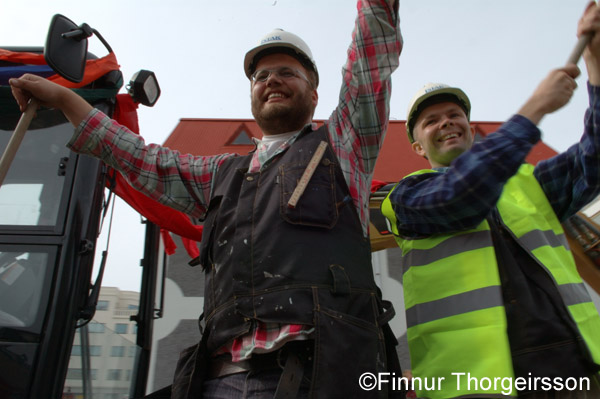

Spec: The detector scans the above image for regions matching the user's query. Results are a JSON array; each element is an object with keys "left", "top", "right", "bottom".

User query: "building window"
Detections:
[
  {"left": 128, "top": 346, "right": 138, "bottom": 357},
  {"left": 66, "top": 368, "right": 82, "bottom": 380},
  {"left": 111, "top": 346, "right": 125, "bottom": 357},
  {"left": 66, "top": 368, "right": 98, "bottom": 380},
  {"left": 107, "top": 369, "right": 122, "bottom": 381},
  {"left": 127, "top": 304, "right": 139, "bottom": 310},
  {"left": 70, "top": 344, "right": 101, "bottom": 355},
  {"left": 96, "top": 300, "right": 109, "bottom": 311},
  {"left": 71, "top": 345, "right": 81, "bottom": 356},
  {"left": 87, "top": 322, "right": 105, "bottom": 333},
  {"left": 114, "top": 323, "right": 128, "bottom": 334},
  {"left": 89, "top": 345, "right": 102, "bottom": 356}
]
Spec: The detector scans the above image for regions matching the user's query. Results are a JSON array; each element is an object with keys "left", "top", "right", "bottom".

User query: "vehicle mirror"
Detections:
[{"left": 44, "top": 14, "right": 90, "bottom": 83}]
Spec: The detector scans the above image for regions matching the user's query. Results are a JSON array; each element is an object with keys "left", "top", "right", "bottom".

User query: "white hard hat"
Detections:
[
  {"left": 244, "top": 28, "right": 319, "bottom": 87},
  {"left": 406, "top": 83, "right": 471, "bottom": 143}
]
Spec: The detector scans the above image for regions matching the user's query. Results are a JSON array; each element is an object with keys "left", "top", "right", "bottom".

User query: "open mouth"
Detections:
[
  {"left": 438, "top": 132, "right": 460, "bottom": 142},
  {"left": 267, "top": 92, "right": 287, "bottom": 101}
]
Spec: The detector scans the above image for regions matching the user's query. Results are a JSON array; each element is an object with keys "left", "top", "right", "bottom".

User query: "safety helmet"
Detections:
[
  {"left": 244, "top": 28, "right": 319, "bottom": 87},
  {"left": 406, "top": 83, "right": 471, "bottom": 143}
]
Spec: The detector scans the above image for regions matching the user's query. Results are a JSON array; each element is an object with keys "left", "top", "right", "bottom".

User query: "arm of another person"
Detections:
[
  {"left": 534, "top": 1, "right": 600, "bottom": 221},
  {"left": 9, "top": 74, "right": 232, "bottom": 220},
  {"left": 389, "top": 66, "right": 579, "bottom": 238}
]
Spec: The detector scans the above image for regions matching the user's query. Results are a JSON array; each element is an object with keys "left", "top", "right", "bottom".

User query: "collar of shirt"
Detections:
[{"left": 248, "top": 123, "right": 315, "bottom": 173}]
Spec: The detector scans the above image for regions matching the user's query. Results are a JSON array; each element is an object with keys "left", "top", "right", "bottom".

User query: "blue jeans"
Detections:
[{"left": 202, "top": 368, "right": 310, "bottom": 399}]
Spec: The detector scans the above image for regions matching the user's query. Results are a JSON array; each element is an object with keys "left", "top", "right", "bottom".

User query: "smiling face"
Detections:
[
  {"left": 250, "top": 53, "right": 318, "bottom": 136},
  {"left": 411, "top": 101, "right": 475, "bottom": 168}
]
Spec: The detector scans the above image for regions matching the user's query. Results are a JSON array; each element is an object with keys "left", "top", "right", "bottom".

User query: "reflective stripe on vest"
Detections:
[
  {"left": 405, "top": 285, "right": 503, "bottom": 328},
  {"left": 519, "top": 229, "right": 569, "bottom": 252},
  {"left": 399, "top": 230, "right": 491, "bottom": 270},
  {"left": 399, "top": 228, "right": 570, "bottom": 271},
  {"left": 405, "top": 281, "right": 592, "bottom": 329}
]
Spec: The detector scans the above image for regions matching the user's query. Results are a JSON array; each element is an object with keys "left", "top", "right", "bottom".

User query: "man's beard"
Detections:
[{"left": 251, "top": 89, "right": 314, "bottom": 135}]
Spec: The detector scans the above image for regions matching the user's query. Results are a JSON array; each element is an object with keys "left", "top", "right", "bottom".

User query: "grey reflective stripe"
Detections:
[
  {"left": 400, "top": 230, "right": 491, "bottom": 271},
  {"left": 406, "top": 285, "right": 503, "bottom": 328},
  {"left": 519, "top": 229, "right": 569, "bottom": 252},
  {"left": 559, "top": 282, "right": 593, "bottom": 307}
]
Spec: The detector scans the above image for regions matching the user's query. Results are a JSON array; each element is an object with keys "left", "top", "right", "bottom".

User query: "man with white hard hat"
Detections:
[
  {"left": 10, "top": 1, "right": 403, "bottom": 398},
  {"left": 381, "top": 2, "right": 600, "bottom": 398}
]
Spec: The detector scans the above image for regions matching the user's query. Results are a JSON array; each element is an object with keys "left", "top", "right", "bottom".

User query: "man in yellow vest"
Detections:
[{"left": 381, "top": 3, "right": 600, "bottom": 398}]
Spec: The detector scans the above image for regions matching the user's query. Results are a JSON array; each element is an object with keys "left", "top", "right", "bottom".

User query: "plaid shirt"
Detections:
[
  {"left": 69, "top": 0, "right": 402, "bottom": 362},
  {"left": 388, "top": 83, "right": 600, "bottom": 239}
]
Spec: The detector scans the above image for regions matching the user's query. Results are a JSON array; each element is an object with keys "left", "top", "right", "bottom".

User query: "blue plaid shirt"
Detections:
[{"left": 389, "top": 83, "right": 600, "bottom": 239}]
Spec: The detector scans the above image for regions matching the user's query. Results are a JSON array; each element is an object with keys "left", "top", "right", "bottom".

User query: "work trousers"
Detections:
[{"left": 202, "top": 368, "right": 310, "bottom": 399}]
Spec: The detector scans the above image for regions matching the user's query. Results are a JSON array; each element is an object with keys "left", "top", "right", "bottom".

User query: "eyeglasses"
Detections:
[{"left": 251, "top": 67, "right": 312, "bottom": 86}]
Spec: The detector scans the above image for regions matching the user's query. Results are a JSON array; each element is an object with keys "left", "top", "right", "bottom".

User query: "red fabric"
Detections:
[
  {"left": 111, "top": 94, "right": 202, "bottom": 259},
  {"left": 181, "top": 236, "right": 201, "bottom": 259},
  {"left": 113, "top": 93, "right": 140, "bottom": 133},
  {"left": 160, "top": 230, "right": 178, "bottom": 256},
  {"left": 371, "top": 179, "right": 389, "bottom": 192}
]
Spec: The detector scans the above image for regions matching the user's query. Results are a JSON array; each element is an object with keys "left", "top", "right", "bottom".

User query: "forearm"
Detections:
[
  {"left": 53, "top": 85, "right": 94, "bottom": 127},
  {"left": 584, "top": 54, "right": 600, "bottom": 85},
  {"left": 68, "top": 109, "right": 231, "bottom": 219},
  {"left": 581, "top": 2, "right": 600, "bottom": 86},
  {"left": 391, "top": 115, "right": 541, "bottom": 237},
  {"left": 534, "top": 83, "right": 600, "bottom": 221}
]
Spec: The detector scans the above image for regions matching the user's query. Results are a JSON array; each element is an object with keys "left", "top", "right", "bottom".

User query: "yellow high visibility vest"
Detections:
[{"left": 381, "top": 164, "right": 600, "bottom": 399}]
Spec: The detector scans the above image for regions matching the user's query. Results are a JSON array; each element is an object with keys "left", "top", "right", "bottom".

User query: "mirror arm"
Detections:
[
  {"left": 61, "top": 23, "right": 93, "bottom": 41},
  {"left": 91, "top": 28, "right": 114, "bottom": 54},
  {"left": 61, "top": 23, "right": 114, "bottom": 54}
]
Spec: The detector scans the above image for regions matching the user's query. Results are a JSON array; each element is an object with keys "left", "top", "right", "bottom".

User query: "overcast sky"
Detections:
[{"left": 1, "top": 0, "right": 594, "bottom": 291}]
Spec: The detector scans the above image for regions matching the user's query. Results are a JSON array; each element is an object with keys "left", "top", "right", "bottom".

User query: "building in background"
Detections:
[{"left": 64, "top": 287, "right": 140, "bottom": 399}]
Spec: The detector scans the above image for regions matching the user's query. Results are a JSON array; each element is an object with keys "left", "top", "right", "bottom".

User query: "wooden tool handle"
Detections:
[
  {"left": 567, "top": 33, "right": 592, "bottom": 65},
  {"left": 0, "top": 99, "right": 39, "bottom": 186}
]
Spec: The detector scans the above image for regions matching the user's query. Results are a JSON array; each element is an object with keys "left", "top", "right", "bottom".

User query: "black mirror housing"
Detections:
[{"left": 44, "top": 14, "right": 88, "bottom": 83}]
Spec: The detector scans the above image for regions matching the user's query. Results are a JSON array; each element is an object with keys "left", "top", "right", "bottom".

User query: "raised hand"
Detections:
[{"left": 9, "top": 74, "right": 92, "bottom": 127}]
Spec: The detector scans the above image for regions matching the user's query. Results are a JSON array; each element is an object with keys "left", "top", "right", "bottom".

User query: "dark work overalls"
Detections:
[{"left": 170, "top": 125, "right": 403, "bottom": 399}]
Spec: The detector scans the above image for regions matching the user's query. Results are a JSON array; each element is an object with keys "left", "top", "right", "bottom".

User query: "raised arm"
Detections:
[
  {"left": 327, "top": 0, "right": 402, "bottom": 175},
  {"left": 534, "top": 1, "right": 600, "bottom": 221},
  {"left": 322, "top": 0, "right": 402, "bottom": 235},
  {"left": 9, "top": 74, "right": 232, "bottom": 220}
]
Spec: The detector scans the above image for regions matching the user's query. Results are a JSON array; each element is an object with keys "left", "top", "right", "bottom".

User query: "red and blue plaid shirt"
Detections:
[{"left": 69, "top": 0, "right": 402, "bottom": 362}]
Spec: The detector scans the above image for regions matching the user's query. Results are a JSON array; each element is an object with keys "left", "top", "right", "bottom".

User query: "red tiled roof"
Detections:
[{"left": 164, "top": 119, "right": 559, "bottom": 183}]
